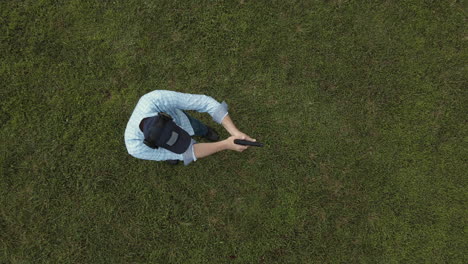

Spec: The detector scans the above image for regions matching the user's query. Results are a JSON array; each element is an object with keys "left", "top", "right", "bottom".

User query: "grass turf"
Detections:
[{"left": 1, "top": 0, "right": 466, "bottom": 263}]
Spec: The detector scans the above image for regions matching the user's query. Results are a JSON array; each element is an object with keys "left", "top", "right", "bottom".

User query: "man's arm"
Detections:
[
  {"left": 221, "top": 114, "right": 256, "bottom": 142},
  {"left": 221, "top": 114, "right": 241, "bottom": 136},
  {"left": 193, "top": 141, "right": 228, "bottom": 159},
  {"left": 125, "top": 138, "right": 184, "bottom": 161},
  {"left": 193, "top": 136, "right": 249, "bottom": 159},
  {"left": 142, "top": 90, "right": 228, "bottom": 124}
]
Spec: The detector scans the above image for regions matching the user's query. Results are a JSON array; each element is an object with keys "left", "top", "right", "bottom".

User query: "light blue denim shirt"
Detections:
[{"left": 124, "top": 90, "right": 228, "bottom": 165}]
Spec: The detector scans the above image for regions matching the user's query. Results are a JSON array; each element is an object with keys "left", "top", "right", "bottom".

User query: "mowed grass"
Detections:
[{"left": 1, "top": 0, "right": 466, "bottom": 263}]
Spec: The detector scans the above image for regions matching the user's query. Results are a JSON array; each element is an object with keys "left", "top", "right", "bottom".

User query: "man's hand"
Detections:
[
  {"left": 221, "top": 114, "right": 256, "bottom": 147},
  {"left": 225, "top": 135, "right": 251, "bottom": 152},
  {"left": 231, "top": 132, "right": 256, "bottom": 143}
]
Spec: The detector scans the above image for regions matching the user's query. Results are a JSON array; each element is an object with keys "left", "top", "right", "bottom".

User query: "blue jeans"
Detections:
[{"left": 183, "top": 111, "right": 208, "bottom": 137}]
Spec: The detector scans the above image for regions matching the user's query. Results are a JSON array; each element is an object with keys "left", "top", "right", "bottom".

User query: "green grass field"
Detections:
[{"left": 1, "top": 0, "right": 466, "bottom": 263}]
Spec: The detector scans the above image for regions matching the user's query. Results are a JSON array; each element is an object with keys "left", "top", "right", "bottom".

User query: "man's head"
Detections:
[{"left": 142, "top": 113, "right": 191, "bottom": 154}]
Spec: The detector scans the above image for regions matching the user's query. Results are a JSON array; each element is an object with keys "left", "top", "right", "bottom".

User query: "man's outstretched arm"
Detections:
[
  {"left": 221, "top": 114, "right": 241, "bottom": 136},
  {"left": 221, "top": 114, "right": 256, "bottom": 142},
  {"left": 142, "top": 90, "right": 229, "bottom": 124},
  {"left": 193, "top": 136, "right": 249, "bottom": 159}
]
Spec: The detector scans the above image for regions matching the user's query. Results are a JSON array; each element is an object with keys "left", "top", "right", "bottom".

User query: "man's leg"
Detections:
[
  {"left": 183, "top": 111, "right": 219, "bottom": 141},
  {"left": 183, "top": 111, "right": 208, "bottom": 136}
]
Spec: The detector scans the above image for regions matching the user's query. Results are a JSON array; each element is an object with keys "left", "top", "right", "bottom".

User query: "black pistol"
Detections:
[{"left": 234, "top": 139, "right": 264, "bottom": 147}]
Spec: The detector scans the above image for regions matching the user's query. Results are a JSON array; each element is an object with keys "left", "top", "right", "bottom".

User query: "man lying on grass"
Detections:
[{"left": 124, "top": 90, "right": 256, "bottom": 165}]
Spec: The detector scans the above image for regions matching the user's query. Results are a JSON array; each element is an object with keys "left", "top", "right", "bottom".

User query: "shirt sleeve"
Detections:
[
  {"left": 142, "top": 90, "right": 229, "bottom": 124},
  {"left": 183, "top": 139, "right": 197, "bottom": 166}
]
